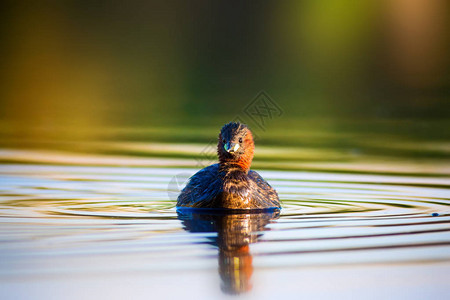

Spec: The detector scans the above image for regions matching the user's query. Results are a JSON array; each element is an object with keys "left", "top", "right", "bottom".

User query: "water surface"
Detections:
[{"left": 0, "top": 154, "right": 449, "bottom": 299}]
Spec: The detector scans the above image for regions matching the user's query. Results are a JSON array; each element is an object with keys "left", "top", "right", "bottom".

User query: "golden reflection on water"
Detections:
[{"left": 178, "top": 210, "right": 279, "bottom": 295}]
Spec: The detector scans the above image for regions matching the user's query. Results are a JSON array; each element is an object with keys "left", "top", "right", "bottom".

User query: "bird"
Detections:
[{"left": 177, "top": 122, "right": 280, "bottom": 210}]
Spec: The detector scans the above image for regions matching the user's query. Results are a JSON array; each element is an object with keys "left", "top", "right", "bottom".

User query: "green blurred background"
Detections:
[{"left": 0, "top": 1, "right": 449, "bottom": 169}]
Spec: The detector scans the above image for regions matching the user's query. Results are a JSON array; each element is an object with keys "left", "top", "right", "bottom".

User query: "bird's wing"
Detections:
[
  {"left": 248, "top": 170, "right": 281, "bottom": 208},
  {"left": 177, "top": 164, "right": 221, "bottom": 207}
]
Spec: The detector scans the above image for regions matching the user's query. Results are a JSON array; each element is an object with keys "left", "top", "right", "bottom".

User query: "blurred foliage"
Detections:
[{"left": 0, "top": 1, "right": 449, "bottom": 142}]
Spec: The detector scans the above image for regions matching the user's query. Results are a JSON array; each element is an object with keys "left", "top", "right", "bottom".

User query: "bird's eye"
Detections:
[
  {"left": 222, "top": 139, "right": 226, "bottom": 144},
  {"left": 239, "top": 137, "right": 243, "bottom": 143}
]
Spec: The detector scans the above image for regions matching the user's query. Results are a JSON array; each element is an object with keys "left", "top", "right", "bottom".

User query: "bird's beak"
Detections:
[{"left": 224, "top": 142, "right": 240, "bottom": 153}]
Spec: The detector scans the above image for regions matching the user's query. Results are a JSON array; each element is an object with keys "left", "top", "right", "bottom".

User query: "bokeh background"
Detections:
[{"left": 1, "top": 0, "right": 449, "bottom": 169}]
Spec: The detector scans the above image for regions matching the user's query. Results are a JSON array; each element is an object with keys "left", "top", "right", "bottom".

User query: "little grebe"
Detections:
[{"left": 177, "top": 122, "right": 280, "bottom": 209}]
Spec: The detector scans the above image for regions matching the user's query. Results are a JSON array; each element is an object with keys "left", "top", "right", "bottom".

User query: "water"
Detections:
[{"left": 0, "top": 151, "right": 449, "bottom": 299}]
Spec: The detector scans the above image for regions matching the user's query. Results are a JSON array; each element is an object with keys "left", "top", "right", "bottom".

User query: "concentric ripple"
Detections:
[{"left": 0, "top": 164, "right": 449, "bottom": 297}]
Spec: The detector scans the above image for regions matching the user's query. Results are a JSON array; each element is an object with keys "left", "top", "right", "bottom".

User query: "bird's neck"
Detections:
[{"left": 219, "top": 161, "right": 250, "bottom": 174}]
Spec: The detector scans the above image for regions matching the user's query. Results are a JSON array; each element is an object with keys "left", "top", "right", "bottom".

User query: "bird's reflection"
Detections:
[{"left": 177, "top": 209, "right": 280, "bottom": 295}]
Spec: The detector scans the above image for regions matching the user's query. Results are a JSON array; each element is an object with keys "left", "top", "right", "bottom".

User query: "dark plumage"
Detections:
[{"left": 177, "top": 122, "right": 280, "bottom": 209}]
